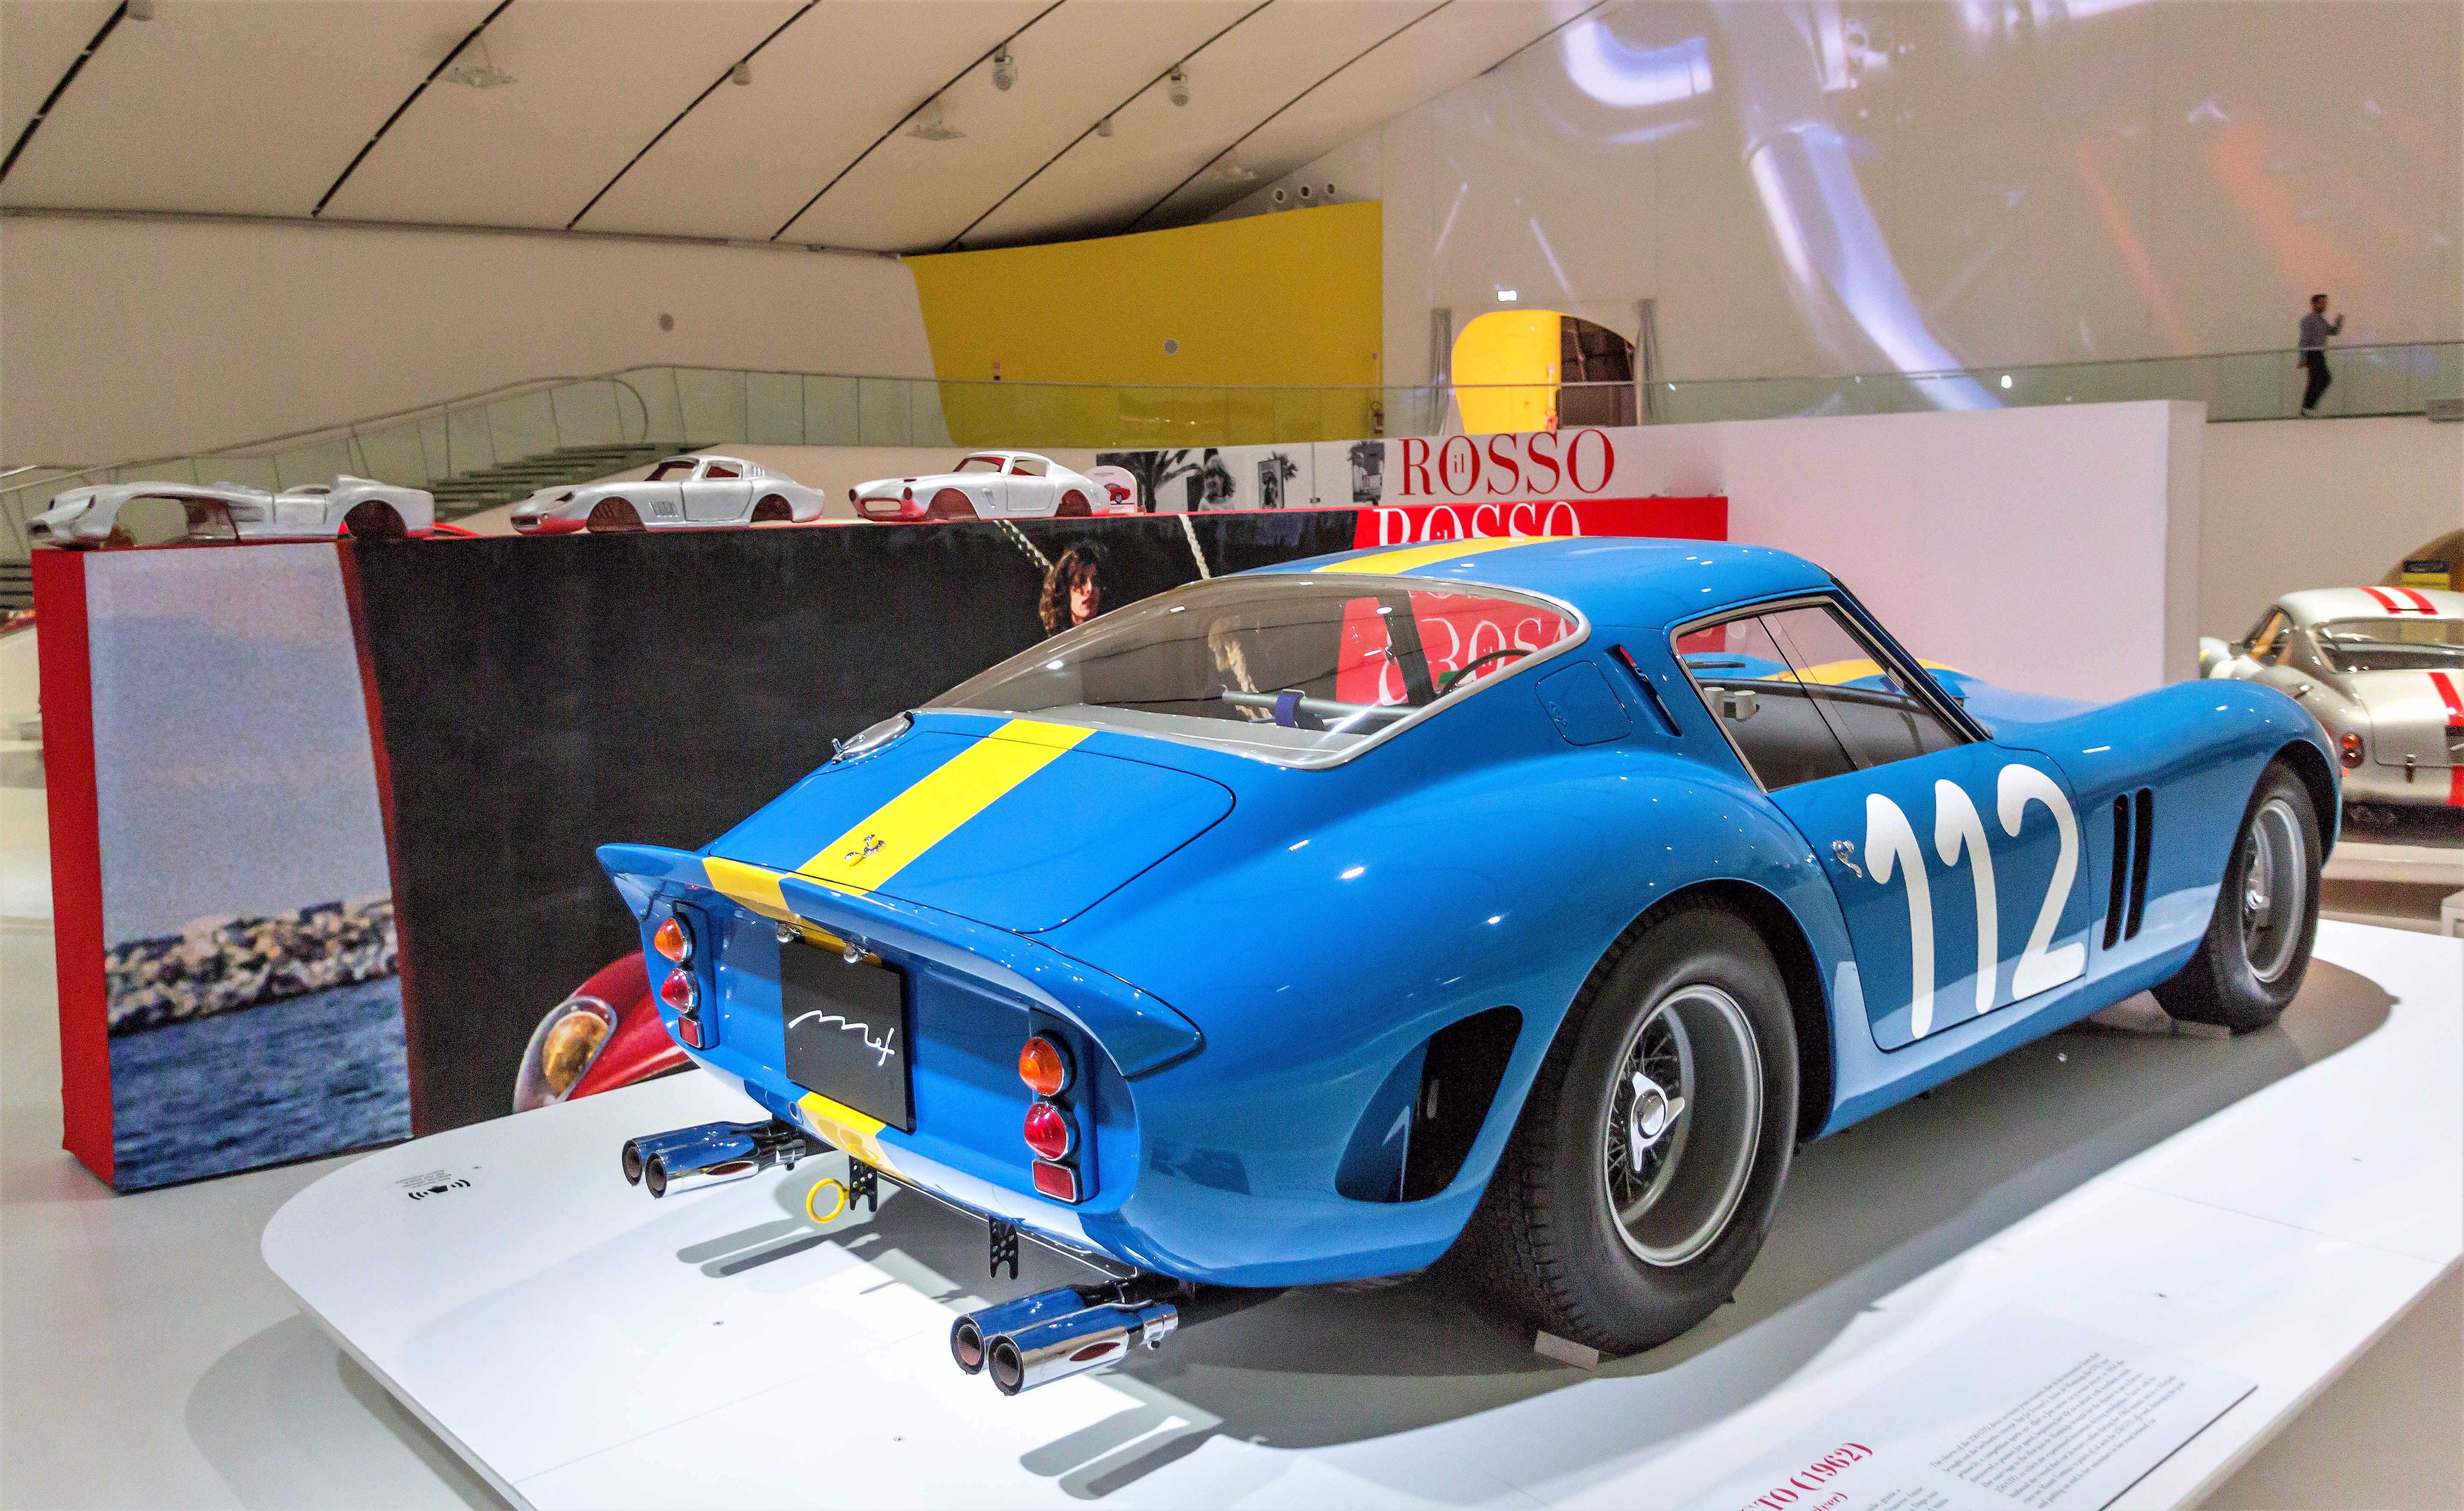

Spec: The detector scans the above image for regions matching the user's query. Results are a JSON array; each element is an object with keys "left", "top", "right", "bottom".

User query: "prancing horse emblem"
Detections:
[{"left": 844, "top": 834, "right": 886, "bottom": 865}]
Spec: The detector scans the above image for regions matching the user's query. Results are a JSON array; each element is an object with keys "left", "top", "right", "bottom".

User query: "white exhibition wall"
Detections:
[
  {"left": 1598, "top": 400, "right": 2202, "bottom": 703},
  {"left": 1220, "top": 1, "right": 2464, "bottom": 391},
  {"left": 0, "top": 216, "right": 936, "bottom": 466},
  {"left": 2200, "top": 415, "right": 2464, "bottom": 640}
]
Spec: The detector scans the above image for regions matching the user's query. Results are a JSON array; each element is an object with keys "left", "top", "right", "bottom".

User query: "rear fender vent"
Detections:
[
  {"left": 1334, "top": 1007, "right": 1522, "bottom": 1203},
  {"left": 2103, "top": 789, "right": 2156, "bottom": 948}
]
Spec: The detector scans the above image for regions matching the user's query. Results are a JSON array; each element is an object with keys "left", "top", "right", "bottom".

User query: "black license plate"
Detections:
[{"left": 780, "top": 943, "right": 912, "bottom": 1132}]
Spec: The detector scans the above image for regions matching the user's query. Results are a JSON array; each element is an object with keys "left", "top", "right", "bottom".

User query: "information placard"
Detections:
[{"left": 1678, "top": 1309, "right": 2253, "bottom": 1511}]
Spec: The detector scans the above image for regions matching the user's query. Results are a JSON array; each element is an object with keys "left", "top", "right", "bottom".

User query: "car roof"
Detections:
[
  {"left": 2278, "top": 585, "right": 2463, "bottom": 624},
  {"left": 1249, "top": 536, "right": 1833, "bottom": 634}
]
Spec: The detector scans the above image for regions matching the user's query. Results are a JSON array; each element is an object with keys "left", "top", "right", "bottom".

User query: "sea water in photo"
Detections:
[{"left": 107, "top": 977, "right": 411, "bottom": 1189}]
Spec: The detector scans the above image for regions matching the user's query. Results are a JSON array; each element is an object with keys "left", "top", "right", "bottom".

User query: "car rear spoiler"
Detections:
[{"left": 597, "top": 843, "right": 1204, "bottom": 1078}]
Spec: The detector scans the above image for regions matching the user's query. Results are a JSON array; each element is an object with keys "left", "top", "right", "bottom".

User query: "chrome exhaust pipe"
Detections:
[
  {"left": 949, "top": 1286, "right": 1108, "bottom": 1374},
  {"left": 619, "top": 1118, "right": 819, "bottom": 1198},
  {"left": 984, "top": 1300, "right": 1180, "bottom": 1396}
]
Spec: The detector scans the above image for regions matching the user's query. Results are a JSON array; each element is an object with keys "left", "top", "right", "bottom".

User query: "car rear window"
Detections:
[
  {"left": 2314, "top": 616, "right": 2464, "bottom": 673},
  {"left": 930, "top": 574, "right": 1582, "bottom": 765}
]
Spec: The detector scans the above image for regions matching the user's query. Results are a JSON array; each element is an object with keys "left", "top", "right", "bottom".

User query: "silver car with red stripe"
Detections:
[{"left": 2201, "top": 585, "right": 2464, "bottom": 812}]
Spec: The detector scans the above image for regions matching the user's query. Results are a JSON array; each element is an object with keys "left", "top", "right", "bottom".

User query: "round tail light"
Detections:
[
  {"left": 653, "top": 915, "right": 692, "bottom": 963},
  {"left": 658, "top": 967, "right": 698, "bottom": 1013},
  {"left": 1022, "top": 1100, "right": 1075, "bottom": 1161},
  {"left": 1018, "top": 1035, "right": 1071, "bottom": 1097},
  {"left": 2339, "top": 732, "right": 2364, "bottom": 768}
]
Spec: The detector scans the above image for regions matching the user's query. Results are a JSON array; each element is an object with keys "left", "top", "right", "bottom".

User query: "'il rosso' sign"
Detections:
[{"left": 1396, "top": 429, "right": 1618, "bottom": 499}]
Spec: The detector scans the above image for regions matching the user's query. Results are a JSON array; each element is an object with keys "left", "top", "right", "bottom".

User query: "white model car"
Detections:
[
  {"left": 851, "top": 451, "right": 1137, "bottom": 522},
  {"left": 510, "top": 455, "right": 829, "bottom": 534},
  {"left": 2202, "top": 585, "right": 2464, "bottom": 813},
  {"left": 28, "top": 476, "right": 435, "bottom": 547}
]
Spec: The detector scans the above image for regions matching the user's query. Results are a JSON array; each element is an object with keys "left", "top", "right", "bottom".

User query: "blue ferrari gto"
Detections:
[{"left": 603, "top": 536, "right": 2332, "bottom": 1393}]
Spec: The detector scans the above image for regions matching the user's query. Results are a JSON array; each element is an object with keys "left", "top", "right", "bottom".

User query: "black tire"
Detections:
[
  {"left": 341, "top": 500, "right": 405, "bottom": 540},
  {"left": 1463, "top": 898, "right": 1798, "bottom": 1355},
  {"left": 587, "top": 497, "right": 646, "bottom": 533},
  {"left": 2153, "top": 760, "right": 2321, "bottom": 1032}
]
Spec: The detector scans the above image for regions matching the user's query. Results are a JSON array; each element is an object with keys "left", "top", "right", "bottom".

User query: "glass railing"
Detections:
[
  {"left": 6, "top": 345, "right": 2453, "bottom": 557},
  {"left": 1653, "top": 342, "right": 2462, "bottom": 426}
]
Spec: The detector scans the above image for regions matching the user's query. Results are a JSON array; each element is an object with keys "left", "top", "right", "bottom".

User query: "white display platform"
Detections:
[
  {"left": 2324, "top": 837, "right": 2464, "bottom": 887},
  {"left": 266, "top": 923, "right": 2461, "bottom": 1511}
]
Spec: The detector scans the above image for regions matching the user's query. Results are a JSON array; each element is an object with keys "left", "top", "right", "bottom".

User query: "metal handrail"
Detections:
[
  {"left": 0, "top": 370, "right": 658, "bottom": 500},
  {"left": 6, "top": 342, "right": 2452, "bottom": 557}
]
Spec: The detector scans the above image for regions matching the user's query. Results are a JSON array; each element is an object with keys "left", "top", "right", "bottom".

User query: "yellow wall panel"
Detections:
[{"left": 905, "top": 203, "right": 1383, "bottom": 445}]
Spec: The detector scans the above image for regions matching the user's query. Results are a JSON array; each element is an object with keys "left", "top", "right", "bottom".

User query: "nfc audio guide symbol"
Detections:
[{"left": 396, "top": 1168, "right": 475, "bottom": 1201}]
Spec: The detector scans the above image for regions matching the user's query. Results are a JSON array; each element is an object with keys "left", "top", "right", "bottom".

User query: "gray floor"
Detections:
[{"left": 0, "top": 780, "right": 2455, "bottom": 1509}]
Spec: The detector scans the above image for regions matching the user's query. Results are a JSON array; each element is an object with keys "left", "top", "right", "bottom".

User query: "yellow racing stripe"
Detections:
[
  {"left": 797, "top": 718, "right": 1091, "bottom": 892},
  {"left": 796, "top": 1091, "right": 904, "bottom": 1176},
  {"left": 1319, "top": 535, "right": 1561, "bottom": 576},
  {"left": 703, "top": 856, "right": 791, "bottom": 920}
]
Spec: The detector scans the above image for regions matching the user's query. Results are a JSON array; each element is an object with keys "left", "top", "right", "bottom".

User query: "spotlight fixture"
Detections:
[
  {"left": 1167, "top": 66, "right": 1189, "bottom": 107},
  {"left": 1497, "top": 289, "right": 1519, "bottom": 302},
  {"left": 441, "top": 38, "right": 515, "bottom": 89},
  {"left": 907, "top": 96, "right": 965, "bottom": 141},
  {"left": 126, "top": 0, "right": 156, "bottom": 19},
  {"left": 992, "top": 45, "right": 1017, "bottom": 92},
  {"left": 1095, "top": 115, "right": 1114, "bottom": 137},
  {"left": 731, "top": 60, "right": 752, "bottom": 86},
  {"left": 1296, "top": 183, "right": 1312, "bottom": 201},
  {"left": 442, "top": 62, "right": 516, "bottom": 88}
]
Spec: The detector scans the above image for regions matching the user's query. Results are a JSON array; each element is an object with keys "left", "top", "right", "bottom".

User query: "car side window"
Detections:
[
  {"left": 701, "top": 463, "right": 740, "bottom": 481},
  {"left": 1677, "top": 616, "right": 1860, "bottom": 790},
  {"left": 2247, "top": 610, "right": 2291, "bottom": 666},
  {"left": 1759, "top": 604, "right": 1964, "bottom": 769},
  {"left": 1009, "top": 457, "right": 1048, "bottom": 477},
  {"left": 1676, "top": 601, "right": 1964, "bottom": 791}
]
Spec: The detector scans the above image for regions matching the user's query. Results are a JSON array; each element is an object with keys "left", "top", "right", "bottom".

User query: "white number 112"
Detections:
[{"left": 1863, "top": 765, "right": 2084, "bottom": 1041}]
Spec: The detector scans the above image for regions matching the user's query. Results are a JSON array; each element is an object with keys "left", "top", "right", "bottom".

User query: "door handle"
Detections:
[{"left": 1830, "top": 840, "right": 1864, "bottom": 878}]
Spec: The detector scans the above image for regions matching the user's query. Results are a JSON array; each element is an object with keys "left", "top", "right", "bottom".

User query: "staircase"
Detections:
[
  {"left": 0, "top": 561, "right": 27, "bottom": 614},
  {"left": 424, "top": 442, "right": 681, "bottom": 522}
]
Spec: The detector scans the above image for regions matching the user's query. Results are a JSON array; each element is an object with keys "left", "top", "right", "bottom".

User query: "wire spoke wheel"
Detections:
[
  {"left": 1600, "top": 983, "right": 1761, "bottom": 1267},
  {"left": 2239, "top": 795, "right": 2307, "bottom": 984}
]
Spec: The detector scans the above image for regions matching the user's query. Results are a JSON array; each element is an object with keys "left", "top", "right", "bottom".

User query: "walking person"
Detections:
[{"left": 2298, "top": 293, "right": 2343, "bottom": 415}]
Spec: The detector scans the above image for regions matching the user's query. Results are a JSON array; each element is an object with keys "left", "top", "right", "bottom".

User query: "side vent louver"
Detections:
[
  {"left": 2104, "top": 797, "right": 2132, "bottom": 949},
  {"left": 2105, "top": 789, "right": 2156, "bottom": 948},
  {"left": 2126, "top": 788, "right": 2153, "bottom": 940}
]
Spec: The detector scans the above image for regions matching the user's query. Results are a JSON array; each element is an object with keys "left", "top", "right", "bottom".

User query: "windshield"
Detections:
[
  {"left": 955, "top": 456, "right": 1005, "bottom": 473},
  {"left": 646, "top": 460, "right": 696, "bottom": 482},
  {"left": 930, "top": 575, "right": 1582, "bottom": 765},
  {"left": 2314, "top": 617, "right": 2464, "bottom": 673}
]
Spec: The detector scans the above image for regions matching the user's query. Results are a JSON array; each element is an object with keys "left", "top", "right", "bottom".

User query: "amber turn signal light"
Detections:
[
  {"left": 654, "top": 915, "right": 692, "bottom": 963},
  {"left": 2339, "top": 732, "right": 2364, "bottom": 768},
  {"left": 1022, "top": 1100, "right": 1075, "bottom": 1161},
  {"left": 658, "top": 967, "right": 698, "bottom": 1013},
  {"left": 1018, "top": 1035, "right": 1071, "bottom": 1097}
]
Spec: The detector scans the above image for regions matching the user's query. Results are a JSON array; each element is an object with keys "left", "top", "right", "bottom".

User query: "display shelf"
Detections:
[
  {"left": 265, "top": 923, "right": 2461, "bottom": 1511},
  {"left": 2324, "top": 838, "right": 2464, "bottom": 887}
]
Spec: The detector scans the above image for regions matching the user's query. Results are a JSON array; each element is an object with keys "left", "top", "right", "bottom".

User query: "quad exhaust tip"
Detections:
[{"left": 951, "top": 1283, "right": 1182, "bottom": 1395}]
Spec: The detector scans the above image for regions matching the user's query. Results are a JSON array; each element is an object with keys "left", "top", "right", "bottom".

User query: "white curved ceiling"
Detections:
[{"left": 0, "top": 0, "right": 1599, "bottom": 252}]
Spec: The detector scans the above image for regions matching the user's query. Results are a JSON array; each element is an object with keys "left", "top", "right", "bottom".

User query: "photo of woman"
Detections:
[{"left": 1039, "top": 542, "right": 1119, "bottom": 634}]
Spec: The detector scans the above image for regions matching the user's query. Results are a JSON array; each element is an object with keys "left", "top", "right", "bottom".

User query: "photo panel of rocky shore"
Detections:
[{"left": 86, "top": 547, "right": 410, "bottom": 1189}]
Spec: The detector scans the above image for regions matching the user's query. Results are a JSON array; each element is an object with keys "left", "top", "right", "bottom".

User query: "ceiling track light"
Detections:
[
  {"left": 126, "top": 0, "right": 156, "bottom": 19},
  {"left": 441, "top": 36, "right": 515, "bottom": 89},
  {"left": 1167, "top": 66, "right": 1189, "bottom": 107},
  {"left": 991, "top": 45, "right": 1017, "bottom": 92},
  {"left": 731, "top": 61, "right": 752, "bottom": 86},
  {"left": 1095, "top": 115, "right": 1114, "bottom": 138},
  {"left": 907, "top": 96, "right": 964, "bottom": 142}
]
